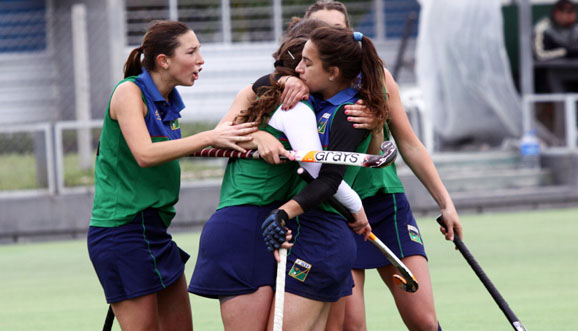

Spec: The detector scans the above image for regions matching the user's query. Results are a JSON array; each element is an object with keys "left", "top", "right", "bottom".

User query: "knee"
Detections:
[
  {"left": 406, "top": 316, "right": 439, "bottom": 331},
  {"left": 343, "top": 316, "right": 366, "bottom": 331}
]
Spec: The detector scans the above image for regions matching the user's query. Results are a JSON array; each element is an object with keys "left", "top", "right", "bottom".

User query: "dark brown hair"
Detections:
[
  {"left": 304, "top": 0, "right": 351, "bottom": 28},
  {"left": 310, "top": 26, "right": 388, "bottom": 125},
  {"left": 236, "top": 18, "right": 330, "bottom": 125},
  {"left": 123, "top": 20, "right": 191, "bottom": 78}
]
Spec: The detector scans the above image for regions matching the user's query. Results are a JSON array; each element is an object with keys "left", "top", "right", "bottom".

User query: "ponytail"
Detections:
[
  {"left": 122, "top": 21, "right": 191, "bottom": 79},
  {"left": 123, "top": 47, "right": 143, "bottom": 78},
  {"left": 357, "top": 35, "right": 388, "bottom": 125}
]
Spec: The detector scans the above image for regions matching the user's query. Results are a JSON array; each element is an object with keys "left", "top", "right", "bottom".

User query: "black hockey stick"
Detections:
[
  {"left": 103, "top": 305, "right": 114, "bottom": 331},
  {"left": 436, "top": 216, "right": 527, "bottom": 331},
  {"left": 297, "top": 167, "right": 418, "bottom": 293},
  {"left": 190, "top": 141, "right": 397, "bottom": 168}
]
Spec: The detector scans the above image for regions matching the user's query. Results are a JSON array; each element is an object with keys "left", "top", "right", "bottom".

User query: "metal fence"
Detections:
[{"left": 0, "top": 0, "right": 420, "bottom": 197}]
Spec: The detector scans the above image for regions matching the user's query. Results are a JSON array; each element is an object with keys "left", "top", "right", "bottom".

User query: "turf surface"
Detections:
[{"left": 0, "top": 208, "right": 577, "bottom": 330}]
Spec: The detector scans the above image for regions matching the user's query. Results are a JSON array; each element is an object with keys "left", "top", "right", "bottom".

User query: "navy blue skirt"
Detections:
[
  {"left": 88, "top": 209, "right": 190, "bottom": 303},
  {"left": 353, "top": 193, "right": 427, "bottom": 269},
  {"left": 188, "top": 203, "right": 280, "bottom": 298}
]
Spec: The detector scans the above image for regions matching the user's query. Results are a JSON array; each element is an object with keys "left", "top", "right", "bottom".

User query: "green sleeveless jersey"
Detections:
[
  {"left": 217, "top": 121, "right": 300, "bottom": 209},
  {"left": 90, "top": 77, "right": 181, "bottom": 227}
]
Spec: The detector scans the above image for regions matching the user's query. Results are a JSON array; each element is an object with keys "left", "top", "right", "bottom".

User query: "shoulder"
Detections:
[
  {"left": 534, "top": 17, "right": 552, "bottom": 32},
  {"left": 113, "top": 80, "right": 141, "bottom": 99},
  {"left": 382, "top": 68, "right": 400, "bottom": 96},
  {"left": 109, "top": 80, "right": 146, "bottom": 119}
]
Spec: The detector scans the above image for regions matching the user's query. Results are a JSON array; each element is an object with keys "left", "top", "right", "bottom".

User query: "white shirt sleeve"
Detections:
[{"left": 268, "top": 103, "right": 363, "bottom": 213}]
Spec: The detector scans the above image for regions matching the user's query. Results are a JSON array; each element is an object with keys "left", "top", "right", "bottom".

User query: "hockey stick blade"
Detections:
[
  {"left": 296, "top": 167, "right": 418, "bottom": 293},
  {"left": 437, "top": 216, "right": 526, "bottom": 331},
  {"left": 189, "top": 141, "right": 397, "bottom": 168}
]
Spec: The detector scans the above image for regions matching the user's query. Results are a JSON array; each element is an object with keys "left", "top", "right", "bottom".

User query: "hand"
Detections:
[
  {"left": 253, "top": 131, "right": 293, "bottom": 164},
  {"left": 439, "top": 207, "right": 462, "bottom": 242},
  {"left": 344, "top": 100, "right": 380, "bottom": 131},
  {"left": 350, "top": 207, "right": 372, "bottom": 241},
  {"left": 210, "top": 121, "right": 258, "bottom": 152},
  {"left": 273, "top": 229, "right": 294, "bottom": 263},
  {"left": 280, "top": 76, "right": 309, "bottom": 110},
  {"left": 262, "top": 209, "right": 290, "bottom": 252}
]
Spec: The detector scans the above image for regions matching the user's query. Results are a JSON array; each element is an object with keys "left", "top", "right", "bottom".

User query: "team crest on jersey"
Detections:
[
  {"left": 154, "top": 109, "right": 162, "bottom": 121},
  {"left": 289, "top": 259, "right": 312, "bottom": 282},
  {"left": 317, "top": 112, "right": 331, "bottom": 134},
  {"left": 170, "top": 119, "right": 180, "bottom": 130},
  {"left": 407, "top": 225, "right": 423, "bottom": 244}
]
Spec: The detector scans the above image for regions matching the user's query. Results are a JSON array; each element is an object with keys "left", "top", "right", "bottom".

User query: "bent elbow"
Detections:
[{"left": 133, "top": 153, "right": 156, "bottom": 168}]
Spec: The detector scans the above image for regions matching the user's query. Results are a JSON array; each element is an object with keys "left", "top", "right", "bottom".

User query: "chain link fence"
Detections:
[{"left": 0, "top": 0, "right": 419, "bottom": 195}]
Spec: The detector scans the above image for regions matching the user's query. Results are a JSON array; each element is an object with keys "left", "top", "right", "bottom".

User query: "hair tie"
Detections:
[
  {"left": 353, "top": 32, "right": 363, "bottom": 42},
  {"left": 136, "top": 46, "right": 143, "bottom": 53}
]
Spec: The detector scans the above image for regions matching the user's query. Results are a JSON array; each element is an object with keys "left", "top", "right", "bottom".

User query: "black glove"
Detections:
[{"left": 261, "top": 209, "right": 289, "bottom": 252}]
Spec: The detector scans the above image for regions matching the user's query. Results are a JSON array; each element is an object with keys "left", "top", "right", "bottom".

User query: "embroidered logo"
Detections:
[
  {"left": 289, "top": 259, "right": 312, "bottom": 282},
  {"left": 154, "top": 109, "right": 162, "bottom": 121},
  {"left": 317, "top": 112, "right": 331, "bottom": 134},
  {"left": 408, "top": 225, "right": 423, "bottom": 245},
  {"left": 170, "top": 119, "right": 180, "bottom": 130}
]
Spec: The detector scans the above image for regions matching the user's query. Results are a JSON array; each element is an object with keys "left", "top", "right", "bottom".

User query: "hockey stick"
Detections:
[
  {"left": 436, "top": 216, "right": 527, "bottom": 331},
  {"left": 189, "top": 141, "right": 397, "bottom": 169},
  {"left": 103, "top": 305, "right": 114, "bottom": 331},
  {"left": 297, "top": 167, "right": 418, "bottom": 293},
  {"left": 273, "top": 247, "right": 287, "bottom": 331}
]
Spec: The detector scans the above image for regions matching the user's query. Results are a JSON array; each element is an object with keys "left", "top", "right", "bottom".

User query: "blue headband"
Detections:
[{"left": 353, "top": 31, "right": 363, "bottom": 42}]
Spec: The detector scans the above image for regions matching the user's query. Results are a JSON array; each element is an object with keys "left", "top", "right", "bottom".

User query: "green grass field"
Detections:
[{"left": 1, "top": 208, "right": 577, "bottom": 330}]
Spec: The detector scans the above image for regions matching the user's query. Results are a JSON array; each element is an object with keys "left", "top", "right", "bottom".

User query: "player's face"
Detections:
[
  {"left": 296, "top": 40, "right": 333, "bottom": 97},
  {"left": 555, "top": 7, "right": 577, "bottom": 27},
  {"left": 166, "top": 30, "right": 204, "bottom": 86},
  {"left": 308, "top": 9, "right": 347, "bottom": 28}
]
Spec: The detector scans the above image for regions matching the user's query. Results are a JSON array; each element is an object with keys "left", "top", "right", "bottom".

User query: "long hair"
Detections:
[
  {"left": 304, "top": 0, "right": 351, "bottom": 28},
  {"left": 236, "top": 18, "right": 330, "bottom": 125},
  {"left": 310, "top": 26, "right": 388, "bottom": 125},
  {"left": 123, "top": 20, "right": 191, "bottom": 78}
]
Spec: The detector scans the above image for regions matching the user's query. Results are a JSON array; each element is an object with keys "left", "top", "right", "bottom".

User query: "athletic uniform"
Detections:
[
  {"left": 351, "top": 126, "right": 427, "bottom": 270},
  {"left": 189, "top": 91, "right": 368, "bottom": 302},
  {"left": 282, "top": 88, "right": 371, "bottom": 302},
  {"left": 88, "top": 69, "right": 189, "bottom": 303},
  {"left": 188, "top": 122, "right": 298, "bottom": 298}
]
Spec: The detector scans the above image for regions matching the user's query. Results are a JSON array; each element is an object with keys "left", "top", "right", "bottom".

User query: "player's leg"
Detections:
[
  {"left": 271, "top": 292, "right": 330, "bottom": 331},
  {"left": 111, "top": 294, "right": 159, "bottom": 330},
  {"left": 325, "top": 296, "right": 346, "bottom": 331},
  {"left": 157, "top": 273, "right": 193, "bottom": 331},
  {"left": 220, "top": 286, "right": 274, "bottom": 331},
  {"left": 341, "top": 269, "right": 367, "bottom": 331},
  {"left": 377, "top": 255, "right": 438, "bottom": 331}
]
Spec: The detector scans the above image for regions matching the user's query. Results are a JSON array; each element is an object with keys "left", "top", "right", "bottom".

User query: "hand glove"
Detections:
[{"left": 261, "top": 209, "right": 289, "bottom": 252}]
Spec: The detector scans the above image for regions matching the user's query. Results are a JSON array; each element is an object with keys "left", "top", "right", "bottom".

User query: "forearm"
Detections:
[
  {"left": 278, "top": 199, "right": 304, "bottom": 219},
  {"left": 367, "top": 127, "right": 385, "bottom": 155},
  {"left": 131, "top": 131, "right": 214, "bottom": 167},
  {"left": 218, "top": 84, "right": 256, "bottom": 125},
  {"left": 399, "top": 141, "right": 454, "bottom": 211}
]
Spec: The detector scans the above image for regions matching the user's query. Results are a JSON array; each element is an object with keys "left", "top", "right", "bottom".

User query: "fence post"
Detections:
[
  {"left": 221, "top": 0, "right": 231, "bottom": 44},
  {"left": 71, "top": 4, "right": 92, "bottom": 169}
]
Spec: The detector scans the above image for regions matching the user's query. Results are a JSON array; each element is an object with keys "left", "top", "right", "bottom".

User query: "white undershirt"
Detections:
[{"left": 268, "top": 102, "right": 363, "bottom": 213}]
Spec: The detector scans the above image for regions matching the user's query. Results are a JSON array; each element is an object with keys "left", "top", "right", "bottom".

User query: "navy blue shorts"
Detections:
[
  {"left": 188, "top": 203, "right": 280, "bottom": 298},
  {"left": 87, "top": 209, "right": 190, "bottom": 303},
  {"left": 284, "top": 209, "right": 356, "bottom": 302},
  {"left": 353, "top": 193, "right": 427, "bottom": 269}
]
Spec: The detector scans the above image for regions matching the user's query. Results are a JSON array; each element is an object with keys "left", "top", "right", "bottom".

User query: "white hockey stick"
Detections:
[
  {"left": 273, "top": 248, "right": 287, "bottom": 331},
  {"left": 189, "top": 141, "right": 397, "bottom": 169}
]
